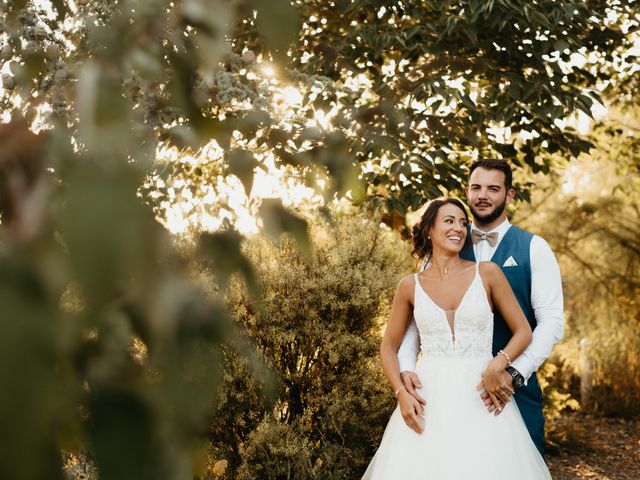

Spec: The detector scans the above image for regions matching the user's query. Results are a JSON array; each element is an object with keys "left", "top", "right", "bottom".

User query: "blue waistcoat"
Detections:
[{"left": 460, "top": 225, "right": 546, "bottom": 456}]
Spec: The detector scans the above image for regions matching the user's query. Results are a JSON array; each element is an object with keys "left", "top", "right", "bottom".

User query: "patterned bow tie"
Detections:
[{"left": 471, "top": 230, "right": 499, "bottom": 247}]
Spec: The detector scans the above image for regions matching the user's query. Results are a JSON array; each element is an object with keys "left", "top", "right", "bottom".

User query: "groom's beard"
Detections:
[{"left": 470, "top": 197, "right": 507, "bottom": 227}]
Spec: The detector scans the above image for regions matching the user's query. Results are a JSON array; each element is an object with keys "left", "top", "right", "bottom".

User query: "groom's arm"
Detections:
[
  {"left": 397, "top": 316, "right": 420, "bottom": 372},
  {"left": 511, "top": 236, "right": 564, "bottom": 383},
  {"left": 397, "top": 316, "right": 425, "bottom": 405}
]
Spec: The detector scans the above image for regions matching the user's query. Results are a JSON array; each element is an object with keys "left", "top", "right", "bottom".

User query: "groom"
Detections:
[{"left": 397, "top": 158, "right": 564, "bottom": 456}]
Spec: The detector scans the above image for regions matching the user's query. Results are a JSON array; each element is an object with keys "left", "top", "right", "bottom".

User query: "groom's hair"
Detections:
[{"left": 469, "top": 159, "right": 513, "bottom": 190}]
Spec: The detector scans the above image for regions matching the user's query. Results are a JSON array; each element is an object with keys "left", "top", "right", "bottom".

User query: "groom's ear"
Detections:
[{"left": 506, "top": 187, "right": 516, "bottom": 203}]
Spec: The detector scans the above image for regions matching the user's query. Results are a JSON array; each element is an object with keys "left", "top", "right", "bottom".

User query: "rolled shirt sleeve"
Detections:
[{"left": 511, "top": 235, "right": 565, "bottom": 383}]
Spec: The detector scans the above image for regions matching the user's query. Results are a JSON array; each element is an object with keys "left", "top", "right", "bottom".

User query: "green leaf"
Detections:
[
  {"left": 57, "top": 167, "right": 161, "bottom": 307},
  {"left": 183, "top": 0, "right": 234, "bottom": 70},
  {"left": 227, "top": 149, "right": 258, "bottom": 195},
  {"left": 248, "top": 0, "right": 299, "bottom": 65},
  {"left": 6, "top": 0, "right": 28, "bottom": 19},
  {"left": 554, "top": 39, "right": 570, "bottom": 53},
  {"left": 507, "top": 82, "right": 521, "bottom": 100},
  {"left": 50, "top": 0, "right": 70, "bottom": 18},
  {"left": 532, "top": 10, "right": 551, "bottom": 27},
  {"left": 198, "top": 230, "right": 259, "bottom": 295},
  {"left": 0, "top": 274, "right": 63, "bottom": 480},
  {"left": 258, "top": 199, "right": 311, "bottom": 256},
  {"left": 237, "top": 110, "right": 271, "bottom": 137},
  {"left": 88, "top": 390, "right": 155, "bottom": 480}
]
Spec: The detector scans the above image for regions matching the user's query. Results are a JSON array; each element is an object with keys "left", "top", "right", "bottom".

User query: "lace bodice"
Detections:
[{"left": 414, "top": 265, "right": 493, "bottom": 358}]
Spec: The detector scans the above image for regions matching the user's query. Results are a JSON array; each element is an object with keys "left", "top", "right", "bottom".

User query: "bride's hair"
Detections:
[{"left": 412, "top": 197, "right": 469, "bottom": 261}]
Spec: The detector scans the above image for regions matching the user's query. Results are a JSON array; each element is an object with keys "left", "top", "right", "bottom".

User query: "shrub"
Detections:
[{"left": 208, "top": 212, "right": 413, "bottom": 479}]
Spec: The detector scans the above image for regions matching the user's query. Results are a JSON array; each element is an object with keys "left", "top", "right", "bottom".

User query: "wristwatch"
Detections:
[{"left": 505, "top": 366, "right": 525, "bottom": 390}]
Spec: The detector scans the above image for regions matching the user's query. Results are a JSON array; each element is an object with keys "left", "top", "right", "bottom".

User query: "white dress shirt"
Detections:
[{"left": 397, "top": 218, "right": 564, "bottom": 384}]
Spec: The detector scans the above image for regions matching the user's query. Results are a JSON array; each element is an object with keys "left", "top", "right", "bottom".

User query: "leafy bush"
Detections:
[
  {"left": 206, "top": 212, "right": 413, "bottom": 479},
  {"left": 538, "top": 360, "right": 580, "bottom": 446}
]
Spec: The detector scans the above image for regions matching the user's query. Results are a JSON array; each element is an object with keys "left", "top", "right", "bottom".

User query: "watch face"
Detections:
[
  {"left": 507, "top": 367, "right": 524, "bottom": 389},
  {"left": 513, "top": 373, "right": 524, "bottom": 388}
]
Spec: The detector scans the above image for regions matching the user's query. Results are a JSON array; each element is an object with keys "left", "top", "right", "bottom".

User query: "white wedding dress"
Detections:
[{"left": 363, "top": 265, "right": 552, "bottom": 479}]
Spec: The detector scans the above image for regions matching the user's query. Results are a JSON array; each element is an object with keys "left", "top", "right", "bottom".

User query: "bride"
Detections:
[{"left": 362, "top": 197, "right": 551, "bottom": 479}]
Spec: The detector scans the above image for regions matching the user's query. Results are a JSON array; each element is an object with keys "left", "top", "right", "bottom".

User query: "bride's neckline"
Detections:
[{"left": 415, "top": 265, "right": 478, "bottom": 314}]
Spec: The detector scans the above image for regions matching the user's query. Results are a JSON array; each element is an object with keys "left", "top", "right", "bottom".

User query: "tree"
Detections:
[
  {"left": 290, "top": 1, "right": 636, "bottom": 213},
  {"left": 514, "top": 108, "right": 640, "bottom": 416},
  {"left": 150, "top": 1, "right": 639, "bottom": 236}
]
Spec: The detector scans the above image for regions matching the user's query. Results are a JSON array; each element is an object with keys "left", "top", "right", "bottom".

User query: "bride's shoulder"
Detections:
[
  {"left": 478, "top": 261, "right": 500, "bottom": 274},
  {"left": 460, "top": 259, "right": 476, "bottom": 270},
  {"left": 398, "top": 273, "right": 417, "bottom": 288},
  {"left": 393, "top": 274, "right": 417, "bottom": 301},
  {"left": 478, "top": 261, "right": 505, "bottom": 281}
]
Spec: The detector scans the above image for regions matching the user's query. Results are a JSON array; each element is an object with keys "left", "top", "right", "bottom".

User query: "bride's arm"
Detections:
[
  {"left": 480, "top": 262, "right": 533, "bottom": 408},
  {"left": 381, "top": 275, "right": 425, "bottom": 433}
]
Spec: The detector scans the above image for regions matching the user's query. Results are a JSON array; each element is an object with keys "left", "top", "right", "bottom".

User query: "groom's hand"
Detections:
[{"left": 400, "top": 371, "right": 426, "bottom": 406}]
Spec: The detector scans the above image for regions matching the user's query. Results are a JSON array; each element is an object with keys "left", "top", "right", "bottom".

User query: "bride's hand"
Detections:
[
  {"left": 476, "top": 379, "right": 506, "bottom": 415},
  {"left": 480, "top": 361, "right": 514, "bottom": 411},
  {"left": 398, "top": 389, "right": 425, "bottom": 434}
]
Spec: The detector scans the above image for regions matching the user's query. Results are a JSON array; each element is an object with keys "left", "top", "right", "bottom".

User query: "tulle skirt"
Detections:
[{"left": 362, "top": 355, "right": 551, "bottom": 480}]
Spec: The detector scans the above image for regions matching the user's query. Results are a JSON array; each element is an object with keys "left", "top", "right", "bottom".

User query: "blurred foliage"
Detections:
[
  {"left": 0, "top": 112, "right": 236, "bottom": 480},
  {"left": 198, "top": 213, "right": 413, "bottom": 479},
  {"left": 0, "top": 1, "right": 305, "bottom": 479},
  {"left": 515, "top": 107, "right": 640, "bottom": 417}
]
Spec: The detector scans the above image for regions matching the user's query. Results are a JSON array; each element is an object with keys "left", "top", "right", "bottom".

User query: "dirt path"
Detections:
[{"left": 546, "top": 414, "right": 640, "bottom": 480}]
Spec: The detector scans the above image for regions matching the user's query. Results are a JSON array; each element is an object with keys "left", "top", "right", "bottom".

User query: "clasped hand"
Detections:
[
  {"left": 399, "top": 371, "right": 426, "bottom": 434},
  {"left": 399, "top": 366, "right": 513, "bottom": 434},
  {"left": 477, "top": 364, "right": 514, "bottom": 415}
]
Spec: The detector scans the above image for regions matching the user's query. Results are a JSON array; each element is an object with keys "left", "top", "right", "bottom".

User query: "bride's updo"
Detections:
[{"left": 412, "top": 197, "right": 469, "bottom": 261}]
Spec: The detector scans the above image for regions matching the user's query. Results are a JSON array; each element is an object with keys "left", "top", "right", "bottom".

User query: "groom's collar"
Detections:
[{"left": 471, "top": 218, "right": 511, "bottom": 236}]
